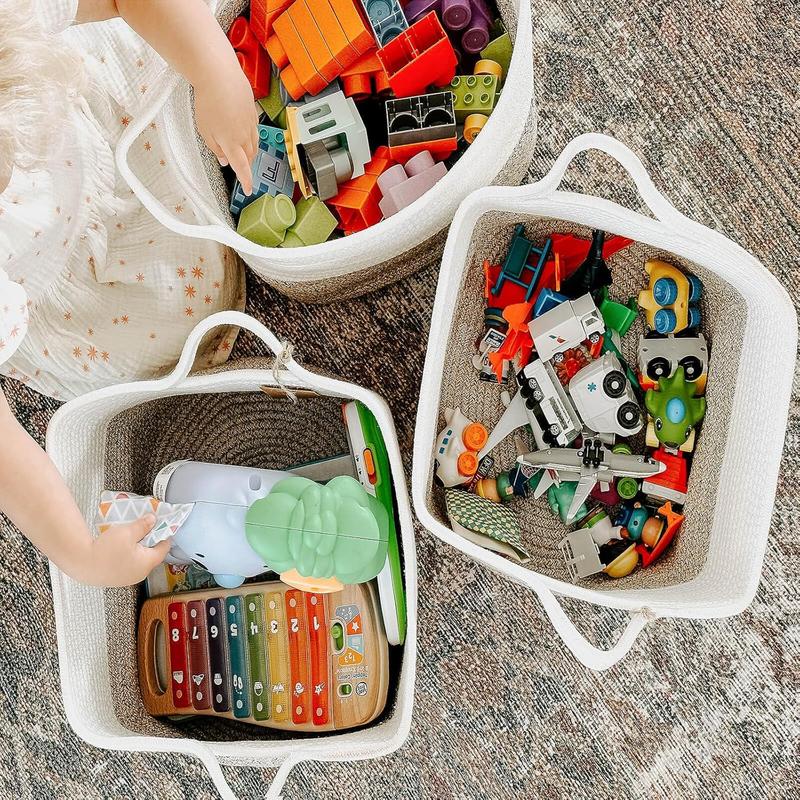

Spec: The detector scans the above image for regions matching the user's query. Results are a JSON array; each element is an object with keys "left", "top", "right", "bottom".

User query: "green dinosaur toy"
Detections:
[
  {"left": 645, "top": 366, "right": 707, "bottom": 449},
  {"left": 244, "top": 475, "right": 388, "bottom": 593}
]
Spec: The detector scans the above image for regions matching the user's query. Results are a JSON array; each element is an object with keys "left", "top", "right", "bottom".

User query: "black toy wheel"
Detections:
[
  {"left": 678, "top": 355, "right": 703, "bottom": 382},
  {"left": 646, "top": 356, "right": 671, "bottom": 382},
  {"left": 616, "top": 401, "right": 641, "bottom": 430},
  {"left": 603, "top": 370, "right": 627, "bottom": 398}
]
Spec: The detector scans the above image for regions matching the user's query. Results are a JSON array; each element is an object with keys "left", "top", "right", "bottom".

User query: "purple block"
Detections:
[
  {"left": 462, "top": 0, "right": 492, "bottom": 53},
  {"left": 377, "top": 151, "right": 448, "bottom": 217},
  {"left": 403, "top": 0, "right": 440, "bottom": 24},
  {"left": 441, "top": 0, "right": 471, "bottom": 29}
]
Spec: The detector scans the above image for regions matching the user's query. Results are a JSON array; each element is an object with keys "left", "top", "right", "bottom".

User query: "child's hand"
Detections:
[
  {"left": 195, "top": 67, "right": 260, "bottom": 196},
  {"left": 84, "top": 515, "right": 172, "bottom": 587}
]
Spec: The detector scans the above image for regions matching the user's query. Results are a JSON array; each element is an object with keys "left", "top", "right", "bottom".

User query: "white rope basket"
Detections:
[
  {"left": 412, "top": 133, "right": 797, "bottom": 671},
  {"left": 114, "top": 0, "right": 536, "bottom": 302},
  {"left": 46, "top": 312, "right": 418, "bottom": 799}
]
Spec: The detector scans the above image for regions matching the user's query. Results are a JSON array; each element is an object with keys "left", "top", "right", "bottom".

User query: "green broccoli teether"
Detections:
[
  {"left": 645, "top": 366, "right": 707, "bottom": 449},
  {"left": 244, "top": 475, "right": 388, "bottom": 593}
]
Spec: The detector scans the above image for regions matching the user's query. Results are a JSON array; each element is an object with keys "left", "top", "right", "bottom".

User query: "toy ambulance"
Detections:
[
  {"left": 568, "top": 352, "right": 643, "bottom": 437},
  {"left": 528, "top": 293, "right": 605, "bottom": 363}
]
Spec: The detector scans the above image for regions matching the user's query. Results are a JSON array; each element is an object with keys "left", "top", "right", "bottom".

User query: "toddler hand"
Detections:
[
  {"left": 84, "top": 515, "right": 172, "bottom": 587},
  {"left": 195, "top": 66, "right": 260, "bottom": 196}
]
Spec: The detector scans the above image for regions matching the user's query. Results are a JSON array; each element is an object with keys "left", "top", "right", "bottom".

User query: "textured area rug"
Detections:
[{"left": 2, "top": 1, "right": 798, "bottom": 798}]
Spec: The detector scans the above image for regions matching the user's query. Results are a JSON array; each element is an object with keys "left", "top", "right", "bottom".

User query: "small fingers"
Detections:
[
  {"left": 227, "top": 145, "right": 253, "bottom": 195},
  {"left": 204, "top": 132, "right": 229, "bottom": 167},
  {"left": 132, "top": 514, "right": 157, "bottom": 541}
]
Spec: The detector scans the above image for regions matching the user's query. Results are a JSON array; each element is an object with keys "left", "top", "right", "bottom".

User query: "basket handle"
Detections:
[
  {"left": 161, "top": 310, "right": 310, "bottom": 391},
  {"left": 522, "top": 133, "right": 699, "bottom": 232},
  {"left": 195, "top": 745, "right": 305, "bottom": 800},
  {"left": 114, "top": 73, "right": 253, "bottom": 252},
  {"left": 533, "top": 582, "right": 653, "bottom": 671}
]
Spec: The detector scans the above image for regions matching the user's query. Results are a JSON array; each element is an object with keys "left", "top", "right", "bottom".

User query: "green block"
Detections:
[
  {"left": 258, "top": 76, "right": 288, "bottom": 126},
  {"left": 449, "top": 74, "right": 499, "bottom": 123},
  {"left": 237, "top": 192, "right": 296, "bottom": 247},
  {"left": 281, "top": 197, "right": 337, "bottom": 248},
  {"left": 480, "top": 32, "right": 513, "bottom": 78},
  {"left": 598, "top": 286, "right": 639, "bottom": 336}
]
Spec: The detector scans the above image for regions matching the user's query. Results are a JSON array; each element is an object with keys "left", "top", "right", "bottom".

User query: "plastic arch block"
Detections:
[
  {"left": 377, "top": 12, "right": 457, "bottom": 98},
  {"left": 328, "top": 146, "right": 395, "bottom": 233}
]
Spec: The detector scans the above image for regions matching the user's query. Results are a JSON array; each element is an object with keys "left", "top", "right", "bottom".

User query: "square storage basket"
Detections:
[
  {"left": 412, "top": 134, "right": 797, "bottom": 670},
  {"left": 46, "top": 312, "right": 417, "bottom": 798}
]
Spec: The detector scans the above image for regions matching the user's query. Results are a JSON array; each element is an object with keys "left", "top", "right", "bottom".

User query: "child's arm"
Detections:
[
  {"left": 0, "top": 390, "right": 170, "bottom": 587},
  {"left": 76, "top": 0, "right": 259, "bottom": 194}
]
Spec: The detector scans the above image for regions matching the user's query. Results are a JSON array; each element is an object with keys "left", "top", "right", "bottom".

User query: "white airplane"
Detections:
[{"left": 517, "top": 438, "right": 666, "bottom": 522}]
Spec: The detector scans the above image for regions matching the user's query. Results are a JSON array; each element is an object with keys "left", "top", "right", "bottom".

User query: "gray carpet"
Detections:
[{"left": 2, "top": 1, "right": 799, "bottom": 798}]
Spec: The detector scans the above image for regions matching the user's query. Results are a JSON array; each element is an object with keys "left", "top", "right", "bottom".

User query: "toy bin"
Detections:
[
  {"left": 411, "top": 133, "right": 797, "bottom": 671},
  {"left": 45, "top": 312, "right": 417, "bottom": 799},
  {"left": 114, "top": 0, "right": 535, "bottom": 303}
]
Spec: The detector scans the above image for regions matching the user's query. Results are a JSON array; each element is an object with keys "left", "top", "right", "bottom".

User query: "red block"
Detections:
[
  {"left": 377, "top": 12, "right": 457, "bottom": 98},
  {"left": 228, "top": 16, "right": 271, "bottom": 99},
  {"left": 340, "top": 50, "right": 390, "bottom": 99},
  {"left": 328, "top": 146, "right": 395, "bottom": 233}
]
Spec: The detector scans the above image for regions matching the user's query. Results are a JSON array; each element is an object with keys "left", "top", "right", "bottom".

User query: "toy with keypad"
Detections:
[{"left": 137, "top": 580, "right": 389, "bottom": 732}]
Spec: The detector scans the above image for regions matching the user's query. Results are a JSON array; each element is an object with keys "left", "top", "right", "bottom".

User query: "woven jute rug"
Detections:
[{"left": 1, "top": 1, "right": 798, "bottom": 798}]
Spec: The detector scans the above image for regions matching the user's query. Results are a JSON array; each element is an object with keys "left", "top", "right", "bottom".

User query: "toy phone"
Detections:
[
  {"left": 138, "top": 580, "right": 389, "bottom": 732},
  {"left": 342, "top": 401, "right": 407, "bottom": 646}
]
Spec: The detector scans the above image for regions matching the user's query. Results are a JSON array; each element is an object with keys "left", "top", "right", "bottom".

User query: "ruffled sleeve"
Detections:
[
  {"left": 34, "top": 0, "right": 78, "bottom": 34},
  {"left": 0, "top": 269, "right": 29, "bottom": 367}
]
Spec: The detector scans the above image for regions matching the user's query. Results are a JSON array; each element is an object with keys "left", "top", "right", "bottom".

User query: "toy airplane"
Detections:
[{"left": 517, "top": 438, "right": 666, "bottom": 523}]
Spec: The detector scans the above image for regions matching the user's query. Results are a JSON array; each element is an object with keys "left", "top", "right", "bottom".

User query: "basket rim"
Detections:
[{"left": 411, "top": 184, "right": 797, "bottom": 618}]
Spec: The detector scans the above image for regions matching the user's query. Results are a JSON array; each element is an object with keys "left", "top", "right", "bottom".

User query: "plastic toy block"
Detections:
[
  {"left": 642, "top": 448, "right": 689, "bottom": 506},
  {"left": 285, "top": 90, "right": 370, "bottom": 199},
  {"left": 385, "top": 91, "right": 457, "bottom": 161},
  {"left": 250, "top": 0, "right": 293, "bottom": 46},
  {"left": 598, "top": 286, "right": 638, "bottom": 336},
  {"left": 237, "top": 192, "right": 297, "bottom": 246},
  {"left": 377, "top": 12, "right": 457, "bottom": 98},
  {"left": 358, "top": 0, "right": 409, "bottom": 46},
  {"left": 230, "top": 125, "right": 294, "bottom": 215},
  {"left": 328, "top": 146, "right": 395, "bottom": 233},
  {"left": 266, "top": 0, "right": 373, "bottom": 100},
  {"left": 405, "top": 0, "right": 493, "bottom": 54},
  {"left": 228, "top": 16, "right": 271, "bottom": 99},
  {"left": 534, "top": 288, "right": 568, "bottom": 317},
  {"left": 449, "top": 71, "right": 499, "bottom": 123},
  {"left": 258, "top": 65, "right": 292, "bottom": 125},
  {"left": 281, "top": 196, "right": 337, "bottom": 247},
  {"left": 480, "top": 29, "right": 512, "bottom": 76},
  {"left": 340, "top": 51, "right": 391, "bottom": 99},
  {"left": 377, "top": 150, "right": 447, "bottom": 217}
]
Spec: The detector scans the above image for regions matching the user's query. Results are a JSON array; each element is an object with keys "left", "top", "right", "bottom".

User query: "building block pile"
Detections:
[{"left": 224, "top": 0, "right": 514, "bottom": 245}]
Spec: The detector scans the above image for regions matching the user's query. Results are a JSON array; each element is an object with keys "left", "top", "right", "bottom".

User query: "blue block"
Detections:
[
  {"left": 230, "top": 125, "right": 295, "bottom": 215},
  {"left": 534, "top": 288, "right": 568, "bottom": 317}
]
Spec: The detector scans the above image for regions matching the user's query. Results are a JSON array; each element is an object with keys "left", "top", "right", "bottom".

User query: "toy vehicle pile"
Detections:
[
  {"left": 434, "top": 227, "right": 709, "bottom": 582},
  {"left": 226, "top": 0, "right": 513, "bottom": 246}
]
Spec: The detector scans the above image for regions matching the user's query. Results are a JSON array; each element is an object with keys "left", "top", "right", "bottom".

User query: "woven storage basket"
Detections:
[
  {"left": 114, "top": 0, "right": 536, "bottom": 303},
  {"left": 45, "top": 312, "right": 417, "bottom": 799},
  {"left": 412, "top": 133, "right": 797, "bottom": 670}
]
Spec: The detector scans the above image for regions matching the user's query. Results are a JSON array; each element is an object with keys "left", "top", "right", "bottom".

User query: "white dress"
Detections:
[{"left": 0, "top": 0, "right": 244, "bottom": 399}]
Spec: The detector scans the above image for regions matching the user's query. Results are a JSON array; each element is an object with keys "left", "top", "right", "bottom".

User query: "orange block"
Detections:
[
  {"left": 329, "top": 146, "right": 395, "bottom": 233},
  {"left": 272, "top": 11, "right": 327, "bottom": 98},
  {"left": 340, "top": 50, "right": 389, "bottom": 98},
  {"left": 287, "top": 0, "right": 340, "bottom": 85},
  {"left": 313, "top": 0, "right": 360, "bottom": 66},
  {"left": 265, "top": 0, "right": 293, "bottom": 41},
  {"left": 329, "top": 0, "right": 375, "bottom": 55}
]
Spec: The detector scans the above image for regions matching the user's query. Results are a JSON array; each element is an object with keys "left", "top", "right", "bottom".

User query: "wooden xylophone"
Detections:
[{"left": 138, "top": 581, "right": 388, "bottom": 732}]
